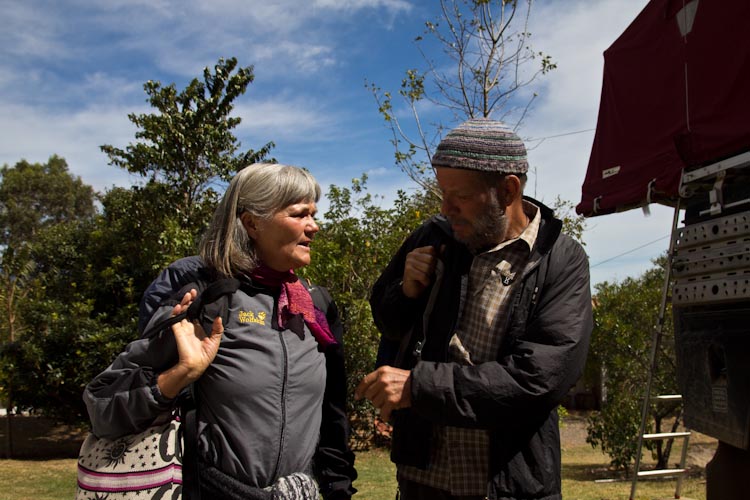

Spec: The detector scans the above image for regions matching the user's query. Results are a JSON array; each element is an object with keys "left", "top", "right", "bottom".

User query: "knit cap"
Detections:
[{"left": 431, "top": 118, "right": 528, "bottom": 174}]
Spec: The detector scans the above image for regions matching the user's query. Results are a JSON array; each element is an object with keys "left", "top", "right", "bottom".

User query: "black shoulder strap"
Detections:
[
  {"left": 300, "top": 277, "right": 331, "bottom": 313},
  {"left": 141, "top": 277, "right": 241, "bottom": 340},
  {"left": 167, "top": 272, "right": 240, "bottom": 500}
]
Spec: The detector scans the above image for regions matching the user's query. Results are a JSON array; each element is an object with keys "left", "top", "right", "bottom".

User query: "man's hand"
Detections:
[
  {"left": 402, "top": 245, "right": 439, "bottom": 298},
  {"left": 355, "top": 366, "right": 412, "bottom": 422}
]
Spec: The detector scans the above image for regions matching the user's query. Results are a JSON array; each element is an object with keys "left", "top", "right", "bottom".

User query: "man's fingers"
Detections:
[
  {"left": 354, "top": 372, "right": 375, "bottom": 400},
  {"left": 380, "top": 405, "right": 394, "bottom": 423},
  {"left": 404, "top": 247, "right": 438, "bottom": 280}
]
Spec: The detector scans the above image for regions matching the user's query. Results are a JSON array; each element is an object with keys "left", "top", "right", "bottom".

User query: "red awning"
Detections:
[{"left": 577, "top": 0, "right": 750, "bottom": 217}]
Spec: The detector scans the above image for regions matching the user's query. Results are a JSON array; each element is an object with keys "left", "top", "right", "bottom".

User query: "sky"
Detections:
[{"left": 0, "top": 0, "right": 676, "bottom": 289}]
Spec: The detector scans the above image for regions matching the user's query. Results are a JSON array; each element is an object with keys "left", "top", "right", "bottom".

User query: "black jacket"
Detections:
[
  {"left": 137, "top": 256, "right": 357, "bottom": 500},
  {"left": 370, "top": 198, "right": 592, "bottom": 500}
]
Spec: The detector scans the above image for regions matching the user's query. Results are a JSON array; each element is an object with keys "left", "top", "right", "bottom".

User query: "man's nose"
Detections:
[{"left": 441, "top": 196, "right": 456, "bottom": 216}]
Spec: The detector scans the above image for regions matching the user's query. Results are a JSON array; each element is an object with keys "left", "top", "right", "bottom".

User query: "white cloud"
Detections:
[
  {"left": 233, "top": 97, "right": 339, "bottom": 143},
  {"left": 0, "top": 2, "right": 68, "bottom": 60},
  {"left": 313, "top": 0, "right": 412, "bottom": 13},
  {"left": 0, "top": 99, "right": 144, "bottom": 192}
]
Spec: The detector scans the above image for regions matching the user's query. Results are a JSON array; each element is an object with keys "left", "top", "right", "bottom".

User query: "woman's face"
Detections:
[{"left": 245, "top": 201, "right": 319, "bottom": 272}]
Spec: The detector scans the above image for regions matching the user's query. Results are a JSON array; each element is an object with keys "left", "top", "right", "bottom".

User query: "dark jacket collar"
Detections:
[{"left": 429, "top": 195, "right": 563, "bottom": 257}]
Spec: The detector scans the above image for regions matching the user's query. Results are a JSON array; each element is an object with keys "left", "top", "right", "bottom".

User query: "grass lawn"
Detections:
[
  {"left": 0, "top": 459, "right": 78, "bottom": 500},
  {"left": 0, "top": 447, "right": 709, "bottom": 500},
  {"left": 0, "top": 413, "right": 713, "bottom": 500}
]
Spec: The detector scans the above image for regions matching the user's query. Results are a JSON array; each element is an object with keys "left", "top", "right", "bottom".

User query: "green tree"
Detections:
[
  {"left": 0, "top": 158, "right": 96, "bottom": 454},
  {"left": 303, "top": 177, "right": 440, "bottom": 448},
  {"left": 0, "top": 156, "right": 95, "bottom": 247},
  {"left": 96, "top": 56, "right": 276, "bottom": 309},
  {"left": 101, "top": 56, "right": 274, "bottom": 230},
  {"left": 0, "top": 57, "right": 277, "bottom": 428},
  {"left": 586, "top": 256, "right": 681, "bottom": 473}
]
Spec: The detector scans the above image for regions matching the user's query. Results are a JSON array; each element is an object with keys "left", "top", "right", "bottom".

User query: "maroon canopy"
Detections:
[{"left": 577, "top": 0, "right": 750, "bottom": 217}]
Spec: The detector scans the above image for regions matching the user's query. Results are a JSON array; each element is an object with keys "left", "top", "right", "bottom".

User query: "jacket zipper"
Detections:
[
  {"left": 501, "top": 253, "right": 544, "bottom": 340},
  {"left": 272, "top": 330, "right": 289, "bottom": 481}
]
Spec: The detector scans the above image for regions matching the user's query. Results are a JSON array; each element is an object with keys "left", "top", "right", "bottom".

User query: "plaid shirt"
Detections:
[{"left": 399, "top": 201, "right": 541, "bottom": 496}]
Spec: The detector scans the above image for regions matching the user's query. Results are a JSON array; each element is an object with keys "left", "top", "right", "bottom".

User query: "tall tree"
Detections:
[
  {"left": 585, "top": 256, "right": 681, "bottom": 473},
  {"left": 303, "top": 176, "right": 440, "bottom": 447},
  {"left": 99, "top": 56, "right": 276, "bottom": 296},
  {"left": 101, "top": 57, "right": 274, "bottom": 228},
  {"left": 1, "top": 57, "right": 277, "bottom": 428},
  {"left": 0, "top": 156, "right": 95, "bottom": 248},
  {"left": 368, "top": 0, "right": 556, "bottom": 196},
  {"left": 0, "top": 157, "right": 95, "bottom": 455}
]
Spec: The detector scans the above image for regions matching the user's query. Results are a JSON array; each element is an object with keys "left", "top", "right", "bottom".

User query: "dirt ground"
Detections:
[{"left": 1, "top": 411, "right": 719, "bottom": 466}]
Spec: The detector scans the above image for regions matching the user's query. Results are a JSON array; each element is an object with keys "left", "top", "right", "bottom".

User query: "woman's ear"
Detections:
[{"left": 240, "top": 212, "right": 259, "bottom": 239}]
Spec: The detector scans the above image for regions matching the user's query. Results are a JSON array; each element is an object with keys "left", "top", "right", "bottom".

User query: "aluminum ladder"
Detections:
[{"left": 630, "top": 203, "right": 691, "bottom": 500}]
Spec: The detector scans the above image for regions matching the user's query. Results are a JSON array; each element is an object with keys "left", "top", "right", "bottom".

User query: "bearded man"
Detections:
[{"left": 356, "top": 118, "right": 593, "bottom": 500}]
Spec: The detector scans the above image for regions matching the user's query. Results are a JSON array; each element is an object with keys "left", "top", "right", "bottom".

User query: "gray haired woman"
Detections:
[{"left": 84, "top": 163, "right": 357, "bottom": 500}]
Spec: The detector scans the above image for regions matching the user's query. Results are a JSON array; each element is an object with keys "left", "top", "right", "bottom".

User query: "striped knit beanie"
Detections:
[{"left": 431, "top": 118, "right": 528, "bottom": 174}]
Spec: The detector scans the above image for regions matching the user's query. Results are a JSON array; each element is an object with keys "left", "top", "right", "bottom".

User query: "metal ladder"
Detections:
[{"left": 630, "top": 203, "right": 691, "bottom": 500}]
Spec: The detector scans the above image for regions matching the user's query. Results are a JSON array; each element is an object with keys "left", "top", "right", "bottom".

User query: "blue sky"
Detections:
[{"left": 0, "top": 0, "right": 674, "bottom": 288}]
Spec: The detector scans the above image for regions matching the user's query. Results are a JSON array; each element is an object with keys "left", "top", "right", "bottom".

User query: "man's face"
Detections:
[{"left": 436, "top": 167, "right": 507, "bottom": 252}]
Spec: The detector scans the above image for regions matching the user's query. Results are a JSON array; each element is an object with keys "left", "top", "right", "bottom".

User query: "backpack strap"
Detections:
[
  {"left": 141, "top": 277, "right": 241, "bottom": 340},
  {"left": 300, "top": 277, "right": 331, "bottom": 313},
  {"left": 142, "top": 272, "right": 241, "bottom": 500}
]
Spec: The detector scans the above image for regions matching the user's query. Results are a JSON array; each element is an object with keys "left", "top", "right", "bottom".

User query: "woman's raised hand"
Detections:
[{"left": 157, "top": 290, "right": 224, "bottom": 399}]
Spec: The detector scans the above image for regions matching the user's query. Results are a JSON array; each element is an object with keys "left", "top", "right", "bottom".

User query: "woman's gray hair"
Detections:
[{"left": 199, "top": 163, "right": 321, "bottom": 278}]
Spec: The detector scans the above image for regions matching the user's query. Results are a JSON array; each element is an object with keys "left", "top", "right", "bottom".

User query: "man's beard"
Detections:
[{"left": 452, "top": 191, "right": 508, "bottom": 253}]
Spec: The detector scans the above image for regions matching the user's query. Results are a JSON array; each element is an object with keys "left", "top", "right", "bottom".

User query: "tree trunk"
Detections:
[{"left": 4, "top": 389, "right": 13, "bottom": 459}]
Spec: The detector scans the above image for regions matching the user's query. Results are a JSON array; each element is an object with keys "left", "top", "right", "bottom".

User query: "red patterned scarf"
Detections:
[{"left": 250, "top": 264, "right": 337, "bottom": 348}]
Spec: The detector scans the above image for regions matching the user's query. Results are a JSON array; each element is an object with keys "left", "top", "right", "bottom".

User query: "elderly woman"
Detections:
[{"left": 83, "top": 163, "right": 356, "bottom": 500}]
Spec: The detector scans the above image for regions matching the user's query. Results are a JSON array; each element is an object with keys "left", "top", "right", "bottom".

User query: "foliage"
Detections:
[
  {"left": 2, "top": 299, "right": 134, "bottom": 422},
  {"left": 586, "top": 256, "right": 680, "bottom": 473},
  {"left": 367, "top": 0, "right": 556, "bottom": 195},
  {"left": 302, "top": 177, "right": 440, "bottom": 448},
  {"left": 101, "top": 56, "right": 274, "bottom": 229},
  {"left": 551, "top": 195, "right": 586, "bottom": 246},
  {"left": 0, "top": 156, "right": 95, "bottom": 248},
  {"left": 0, "top": 158, "right": 98, "bottom": 424},
  {"left": 0, "top": 57, "right": 275, "bottom": 427},
  {"left": 0, "top": 245, "right": 35, "bottom": 344}
]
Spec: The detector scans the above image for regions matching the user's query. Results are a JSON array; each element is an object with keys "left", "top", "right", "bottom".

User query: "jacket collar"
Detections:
[{"left": 429, "top": 195, "right": 563, "bottom": 257}]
